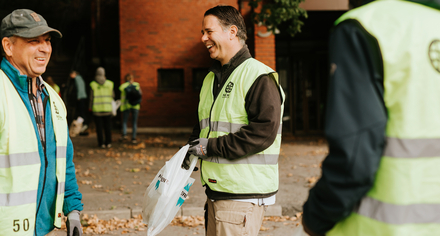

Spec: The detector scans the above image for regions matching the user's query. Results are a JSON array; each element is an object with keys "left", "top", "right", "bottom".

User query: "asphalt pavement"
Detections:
[{"left": 51, "top": 130, "right": 327, "bottom": 236}]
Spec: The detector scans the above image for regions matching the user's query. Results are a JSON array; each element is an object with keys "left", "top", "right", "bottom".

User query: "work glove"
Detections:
[
  {"left": 67, "top": 210, "right": 82, "bottom": 236},
  {"left": 188, "top": 138, "right": 208, "bottom": 158}
]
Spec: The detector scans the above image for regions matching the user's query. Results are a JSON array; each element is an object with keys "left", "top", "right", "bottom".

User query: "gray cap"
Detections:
[{"left": 1, "top": 9, "right": 62, "bottom": 39}]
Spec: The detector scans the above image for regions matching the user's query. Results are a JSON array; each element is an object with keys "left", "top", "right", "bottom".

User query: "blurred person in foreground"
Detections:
[
  {"left": 119, "top": 73, "right": 142, "bottom": 144},
  {"left": 0, "top": 9, "right": 83, "bottom": 236},
  {"left": 302, "top": 0, "right": 440, "bottom": 235},
  {"left": 185, "top": 5, "right": 284, "bottom": 236}
]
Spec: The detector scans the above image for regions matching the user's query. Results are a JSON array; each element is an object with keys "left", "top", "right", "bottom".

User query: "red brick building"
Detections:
[
  {"left": 118, "top": 0, "right": 349, "bottom": 134},
  {"left": 1, "top": 0, "right": 349, "bottom": 134},
  {"left": 119, "top": 0, "right": 277, "bottom": 128}
]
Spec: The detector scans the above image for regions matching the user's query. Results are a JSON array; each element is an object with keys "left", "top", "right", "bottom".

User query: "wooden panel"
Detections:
[{"left": 300, "top": 0, "right": 349, "bottom": 11}]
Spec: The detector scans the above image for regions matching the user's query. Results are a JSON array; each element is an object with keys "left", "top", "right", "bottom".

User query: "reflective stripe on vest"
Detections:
[
  {"left": 199, "top": 120, "right": 283, "bottom": 135},
  {"left": 0, "top": 71, "right": 68, "bottom": 235},
  {"left": 383, "top": 137, "right": 440, "bottom": 158},
  {"left": 198, "top": 58, "right": 285, "bottom": 195},
  {"left": 327, "top": 1, "right": 440, "bottom": 235},
  {"left": 90, "top": 80, "right": 114, "bottom": 112}
]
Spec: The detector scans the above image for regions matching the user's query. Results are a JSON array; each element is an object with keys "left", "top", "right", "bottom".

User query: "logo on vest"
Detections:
[
  {"left": 222, "top": 82, "right": 234, "bottom": 98},
  {"left": 53, "top": 102, "right": 63, "bottom": 121},
  {"left": 429, "top": 40, "right": 440, "bottom": 73}
]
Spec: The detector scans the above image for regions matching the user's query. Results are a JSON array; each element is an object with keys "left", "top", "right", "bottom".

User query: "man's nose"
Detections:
[
  {"left": 40, "top": 42, "right": 51, "bottom": 52},
  {"left": 201, "top": 33, "right": 208, "bottom": 43}
]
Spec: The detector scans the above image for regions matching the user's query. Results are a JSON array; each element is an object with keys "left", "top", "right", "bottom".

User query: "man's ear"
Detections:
[
  {"left": 229, "top": 25, "right": 238, "bottom": 40},
  {"left": 2, "top": 37, "right": 13, "bottom": 57}
]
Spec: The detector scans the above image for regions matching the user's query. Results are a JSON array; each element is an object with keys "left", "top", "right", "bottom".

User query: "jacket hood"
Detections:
[
  {"left": 95, "top": 67, "right": 106, "bottom": 85},
  {"left": 409, "top": 0, "right": 440, "bottom": 9}
]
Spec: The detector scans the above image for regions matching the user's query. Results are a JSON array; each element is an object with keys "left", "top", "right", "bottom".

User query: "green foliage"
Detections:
[{"left": 249, "top": 0, "right": 308, "bottom": 37}]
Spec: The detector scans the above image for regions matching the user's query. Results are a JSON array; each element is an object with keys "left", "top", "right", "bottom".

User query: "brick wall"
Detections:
[
  {"left": 119, "top": 0, "right": 275, "bottom": 127},
  {"left": 250, "top": 0, "right": 276, "bottom": 70}
]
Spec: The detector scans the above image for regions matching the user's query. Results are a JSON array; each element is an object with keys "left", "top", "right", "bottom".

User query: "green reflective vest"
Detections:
[
  {"left": 0, "top": 71, "right": 67, "bottom": 235},
  {"left": 198, "top": 58, "right": 285, "bottom": 195},
  {"left": 328, "top": 1, "right": 440, "bottom": 235},
  {"left": 90, "top": 80, "right": 114, "bottom": 113},
  {"left": 119, "top": 82, "right": 140, "bottom": 111}
]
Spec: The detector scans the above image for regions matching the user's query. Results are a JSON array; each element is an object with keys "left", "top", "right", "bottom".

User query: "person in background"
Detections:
[
  {"left": 185, "top": 5, "right": 284, "bottom": 236},
  {"left": 302, "top": 0, "right": 440, "bottom": 235},
  {"left": 89, "top": 67, "right": 114, "bottom": 148},
  {"left": 69, "top": 70, "right": 88, "bottom": 130},
  {"left": 119, "top": 73, "right": 142, "bottom": 144},
  {"left": 0, "top": 8, "right": 83, "bottom": 236},
  {"left": 45, "top": 76, "right": 60, "bottom": 96}
]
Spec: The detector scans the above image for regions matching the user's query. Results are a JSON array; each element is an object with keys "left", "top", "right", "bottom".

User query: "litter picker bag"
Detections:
[{"left": 142, "top": 145, "right": 198, "bottom": 236}]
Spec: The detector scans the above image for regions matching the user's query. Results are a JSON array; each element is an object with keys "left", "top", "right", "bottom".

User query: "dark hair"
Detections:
[
  {"left": 204, "top": 5, "right": 247, "bottom": 45},
  {"left": 125, "top": 73, "right": 134, "bottom": 82}
]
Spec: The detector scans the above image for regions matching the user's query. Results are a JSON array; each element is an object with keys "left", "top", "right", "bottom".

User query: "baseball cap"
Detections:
[{"left": 1, "top": 9, "right": 62, "bottom": 39}]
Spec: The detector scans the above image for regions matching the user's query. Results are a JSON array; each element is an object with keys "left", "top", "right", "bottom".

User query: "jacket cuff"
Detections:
[
  {"left": 207, "top": 138, "right": 216, "bottom": 157},
  {"left": 302, "top": 216, "right": 325, "bottom": 236}
]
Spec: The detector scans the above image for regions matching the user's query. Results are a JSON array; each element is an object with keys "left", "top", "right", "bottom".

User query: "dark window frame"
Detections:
[
  {"left": 192, "top": 68, "right": 209, "bottom": 91},
  {"left": 157, "top": 68, "right": 185, "bottom": 92}
]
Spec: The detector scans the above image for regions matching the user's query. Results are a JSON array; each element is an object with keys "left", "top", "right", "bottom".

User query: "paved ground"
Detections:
[{"left": 51, "top": 131, "right": 327, "bottom": 235}]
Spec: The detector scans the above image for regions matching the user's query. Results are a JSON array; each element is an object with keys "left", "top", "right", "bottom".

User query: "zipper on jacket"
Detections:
[{"left": 34, "top": 89, "right": 49, "bottom": 236}]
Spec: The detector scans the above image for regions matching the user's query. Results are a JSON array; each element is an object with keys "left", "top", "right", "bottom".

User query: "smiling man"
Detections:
[
  {"left": 0, "top": 9, "right": 83, "bottom": 236},
  {"left": 185, "top": 5, "right": 285, "bottom": 236}
]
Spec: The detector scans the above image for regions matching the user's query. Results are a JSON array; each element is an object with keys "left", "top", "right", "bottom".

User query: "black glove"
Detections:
[
  {"left": 188, "top": 138, "right": 208, "bottom": 158},
  {"left": 67, "top": 210, "right": 82, "bottom": 236},
  {"left": 181, "top": 153, "right": 199, "bottom": 171}
]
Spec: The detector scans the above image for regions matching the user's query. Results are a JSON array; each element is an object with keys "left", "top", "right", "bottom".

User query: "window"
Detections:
[
  {"left": 192, "top": 68, "right": 209, "bottom": 91},
  {"left": 158, "top": 69, "right": 184, "bottom": 91}
]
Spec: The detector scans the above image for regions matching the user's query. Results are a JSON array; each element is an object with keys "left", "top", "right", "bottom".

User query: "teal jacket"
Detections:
[{"left": 1, "top": 58, "right": 83, "bottom": 236}]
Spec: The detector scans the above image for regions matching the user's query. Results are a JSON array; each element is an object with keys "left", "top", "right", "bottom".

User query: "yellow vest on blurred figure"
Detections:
[
  {"left": 90, "top": 80, "right": 114, "bottom": 113},
  {"left": 198, "top": 58, "right": 285, "bottom": 196},
  {"left": 328, "top": 1, "right": 440, "bottom": 235},
  {"left": 119, "top": 81, "right": 140, "bottom": 111},
  {"left": 0, "top": 71, "right": 67, "bottom": 235}
]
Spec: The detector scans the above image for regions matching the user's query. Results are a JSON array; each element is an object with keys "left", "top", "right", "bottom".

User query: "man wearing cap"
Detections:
[{"left": 0, "top": 9, "right": 83, "bottom": 236}]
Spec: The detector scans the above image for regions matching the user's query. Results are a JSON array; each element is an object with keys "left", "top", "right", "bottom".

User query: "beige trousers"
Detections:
[{"left": 205, "top": 199, "right": 266, "bottom": 236}]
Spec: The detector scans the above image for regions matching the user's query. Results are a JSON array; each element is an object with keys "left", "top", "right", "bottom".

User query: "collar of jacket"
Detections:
[
  {"left": 362, "top": 0, "right": 440, "bottom": 9},
  {"left": 1, "top": 57, "right": 29, "bottom": 93},
  {"left": 210, "top": 45, "right": 252, "bottom": 81}
]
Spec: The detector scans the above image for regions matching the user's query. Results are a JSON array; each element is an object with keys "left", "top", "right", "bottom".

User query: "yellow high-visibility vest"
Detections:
[
  {"left": 328, "top": 1, "right": 440, "bottom": 235},
  {"left": 0, "top": 71, "right": 67, "bottom": 235},
  {"left": 198, "top": 58, "right": 285, "bottom": 195},
  {"left": 90, "top": 80, "right": 114, "bottom": 113}
]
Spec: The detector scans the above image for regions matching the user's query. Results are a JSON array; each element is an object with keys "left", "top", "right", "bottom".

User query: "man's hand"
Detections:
[
  {"left": 188, "top": 138, "right": 208, "bottom": 158},
  {"left": 67, "top": 210, "right": 82, "bottom": 236}
]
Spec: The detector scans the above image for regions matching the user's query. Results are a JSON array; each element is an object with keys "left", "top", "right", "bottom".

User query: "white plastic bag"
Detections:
[
  {"left": 142, "top": 145, "right": 198, "bottom": 236},
  {"left": 111, "top": 99, "right": 121, "bottom": 116},
  {"left": 69, "top": 116, "right": 84, "bottom": 137},
  {"left": 292, "top": 225, "right": 308, "bottom": 236}
]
